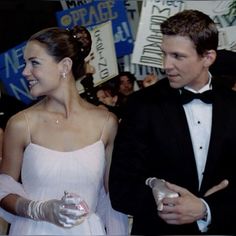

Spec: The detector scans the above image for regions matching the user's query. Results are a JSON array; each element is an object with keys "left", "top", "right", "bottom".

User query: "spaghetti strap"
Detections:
[
  {"left": 23, "top": 112, "right": 31, "bottom": 143},
  {"left": 100, "top": 112, "right": 110, "bottom": 141}
]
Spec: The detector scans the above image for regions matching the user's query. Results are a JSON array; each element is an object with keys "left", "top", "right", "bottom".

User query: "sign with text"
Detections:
[
  {"left": 60, "top": 0, "right": 140, "bottom": 41},
  {"left": 118, "top": 55, "right": 166, "bottom": 81},
  {"left": 185, "top": 0, "right": 236, "bottom": 52},
  {"left": 56, "top": 0, "right": 133, "bottom": 57},
  {"left": 185, "top": 1, "right": 232, "bottom": 16},
  {"left": 124, "top": 0, "right": 140, "bottom": 40},
  {"left": 60, "top": 0, "right": 93, "bottom": 10},
  {"left": 0, "top": 42, "right": 34, "bottom": 104},
  {"left": 131, "top": 0, "right": 184, "bottom": 68},
  {"left": 76, "top": 21, "right": 118, "bottom": 93}
]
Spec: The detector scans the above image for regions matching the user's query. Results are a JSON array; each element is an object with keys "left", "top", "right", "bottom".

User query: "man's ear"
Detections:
[
  {"left": 59, "top": 57, "right": 72, "bottom": 74},
  {"left": 203, "top": 50, "right": 217, "bottom": 67}
]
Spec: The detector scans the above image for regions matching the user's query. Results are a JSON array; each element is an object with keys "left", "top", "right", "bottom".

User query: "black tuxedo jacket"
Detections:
[{"left": 109, "top": 78, "right": 236, "bottom": 235}]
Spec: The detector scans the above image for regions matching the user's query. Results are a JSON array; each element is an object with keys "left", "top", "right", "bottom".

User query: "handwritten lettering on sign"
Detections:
[
  {"left": 0, "top": 42, "right": 34, "bottom": 104},
  {"left": 132, "top": 0, "right": 184, "bottom": 68},
  {"left": 59, "top": 0, "right": 117, "bottom": 28}
]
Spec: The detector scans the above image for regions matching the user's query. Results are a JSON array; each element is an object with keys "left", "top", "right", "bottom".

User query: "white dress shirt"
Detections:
[{"left": 182, "top": 76, "right": 212, "bottom": 232}]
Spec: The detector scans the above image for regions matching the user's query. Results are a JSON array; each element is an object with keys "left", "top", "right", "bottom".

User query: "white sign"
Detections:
[
  {"left": 124, "top": 0, "right": 140, "bottom": 39},
  {"left": 218, "top": 26, "right": 236, "bottom": 51},
  {"left": 118, "top": 55, "right": 166, "bottom": 81},
  {"left": 60, "top": 0, "right": 92, "bottom": 10},
  {"left": 132, "top": 0, "right": 184, "bottom": 68},
  {"left": 185, "top": 0, "right": 236, "bottom": 51},
  {"left": 76, "top": 21, "right": 118, "bottom": 93},
  {"left": 185, "top": 1, "right": 232, "bottom": 16}
]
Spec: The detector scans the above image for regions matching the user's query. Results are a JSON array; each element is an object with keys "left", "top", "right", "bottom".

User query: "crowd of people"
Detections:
[
  {"left": 0, "top": 8, "right": 235, "bottom": 236},
  {"left": 85, "top": 71, "right": 159, "bottom": 120}
]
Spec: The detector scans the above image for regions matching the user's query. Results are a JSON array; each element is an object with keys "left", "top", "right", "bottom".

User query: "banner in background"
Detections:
[
  {"left": 131, "top": 0, "right": 184, "bottom": 68},
  {"left": 60, "top": 0, "right": 139, "bottom": 40},
  {"left": 118, "top": 55, "right": 166, "bottom": 81},
  {"left": 60, "top": 0, "right": 93, "bottom": 10},
  {"left": 56, "top": 0, "right": 133, "bottom": 58},
  {"left": 218, "top": 26, "right": 236, "bottom": 51},
  {"left": 1, "top": 0, "right": 236, "bottom": 103},
  {"left": 76, "top": 21, "right": 118, "bottom": 93},
  {"left": 119, "top": 1, "right": 166, "bottom": 81},
  {"left": 124, "top": 0, "right": 140, "bottom": 40},
  {"left": 185, "top": 0, "right": 236, "bottom": 52},
  {"left": 0, "top": 42, "right": 34, "bottom": 105},
  {"left": 185, "top": 1, "right": 232, "bottom": 16},
  {"left": 132, "top": 0, "right": 236, "bottom": 69}
]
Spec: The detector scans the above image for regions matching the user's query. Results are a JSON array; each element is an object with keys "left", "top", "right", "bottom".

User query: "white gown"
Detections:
[{"left": 0, "top": 140, "right": 128, "bottom": 235}]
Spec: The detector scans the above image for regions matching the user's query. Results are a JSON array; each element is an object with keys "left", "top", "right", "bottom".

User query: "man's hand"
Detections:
[
  {"left": 142, "top": 73, "right": 159, "bottom": 88},
  {"left": 84, "top": 52, "right": 95, "bottom": 75},
  {"left": 157, "top": 180, "right": 229, "bottom": 225},
  {"left": 204, "top": 179, "right": 229, "bottom": 197},
  {"left": 158, "top": 182, "right": 205, "bottom": 225}
]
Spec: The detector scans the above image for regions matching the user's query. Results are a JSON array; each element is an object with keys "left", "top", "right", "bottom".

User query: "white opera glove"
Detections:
[
  {"left": 15, "top": 193, "right": 89, "bottom": 228},
  {"left": 146, "top": 177, "right": 179, "bottom": 211},
  {"left": 62, "top": 191, "right": 89, "bottom": 225}
]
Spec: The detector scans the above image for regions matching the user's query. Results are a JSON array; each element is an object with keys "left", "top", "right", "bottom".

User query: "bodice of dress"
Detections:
[
  {"left": 0, "top": 112, "right": 128, "bottom": 235},
  {"left": 21, "top": 140, "right": 105, "bottom": 213}
]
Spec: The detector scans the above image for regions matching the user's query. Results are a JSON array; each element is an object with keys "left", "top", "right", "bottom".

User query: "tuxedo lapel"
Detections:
[
  {"left": 200, "top": 92, "right": 229, "bottom": 193},
  {"left": 160, "top": 87, "right": 199, "bottom": 191}
]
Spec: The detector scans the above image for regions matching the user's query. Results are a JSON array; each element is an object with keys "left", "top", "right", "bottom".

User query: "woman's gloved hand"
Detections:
[{"left": 15, "top": 192, "right": 89, "bottom": 228}]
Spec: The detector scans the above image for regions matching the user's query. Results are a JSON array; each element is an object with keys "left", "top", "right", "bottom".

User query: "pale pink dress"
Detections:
[{"left": 0, "top": 113, "right": 128, "bottom": 235}]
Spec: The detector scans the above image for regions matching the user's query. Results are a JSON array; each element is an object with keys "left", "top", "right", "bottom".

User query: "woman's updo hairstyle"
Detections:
[{"left": 28, "top": 25, "right": 92, "bottom": 79}]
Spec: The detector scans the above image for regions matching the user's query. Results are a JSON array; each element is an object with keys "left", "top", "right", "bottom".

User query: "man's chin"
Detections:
[{"left": 168, "top": 80, "right": 182, "bottom": 89}]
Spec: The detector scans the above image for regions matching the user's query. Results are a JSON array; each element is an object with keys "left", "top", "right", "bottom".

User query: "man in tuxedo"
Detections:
[{"left": 109, "top": 10, "right": 236, "bottom": 235}]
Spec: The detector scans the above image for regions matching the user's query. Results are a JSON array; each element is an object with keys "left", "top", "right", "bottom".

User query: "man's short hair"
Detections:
[{"left": 160, "top": 10, "right": 218, "bottom": 56}]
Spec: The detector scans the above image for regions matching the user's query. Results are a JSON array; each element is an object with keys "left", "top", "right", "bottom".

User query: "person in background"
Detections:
[
  {"left": 114, "top": 71, "right": 140, "bottom": 107},
  {"left": 96, "top": 84, "right": 123, "bottom": 120},
  {"left": 116, "top": 71, "right": 136, "bottom": 96},
  {"left": 97, "top": 88, "right": 117, "bottom": 107},
  {"left": 109, "top": 9, "right": 236, "bottom": 235},
  {"left": 115, "top": 71, "right": 136, "bottom": 96},
  {"left": 142, "top": 72, "right": 159, "bottom": 88},
  {"left": 79, "top": 52, "right": 99, "bottom": 105},
  {"left": 0, "top": 25, "right": 128, "bottom": 235}
]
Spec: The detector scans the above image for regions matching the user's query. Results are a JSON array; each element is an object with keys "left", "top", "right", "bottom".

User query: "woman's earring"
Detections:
[{"left": 62, "top": 72, "right": 66, "bottom": 79}]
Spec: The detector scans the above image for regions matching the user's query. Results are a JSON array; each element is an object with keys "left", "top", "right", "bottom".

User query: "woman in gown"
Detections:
[{"left": 0, "top": 25, "right": 128, "bottom": 235}]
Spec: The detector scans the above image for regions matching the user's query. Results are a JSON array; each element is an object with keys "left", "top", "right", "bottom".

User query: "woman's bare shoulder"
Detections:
[
  {"left": 6, "top": 101, "right": 42, "bottom": 131},
  {"left": 89, "top": 104, "right": 118, "bottom": 124},
  {"left": 6, "top": 110, "right": 27, "bottom": 130},
  {"left": 91, "top": 108, "right": 118, "bottom": 139}
]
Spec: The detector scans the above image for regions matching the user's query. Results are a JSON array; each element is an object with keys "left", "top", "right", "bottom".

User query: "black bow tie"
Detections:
[{"left": 180, "top": 88, "right": 213, "bottom": 104}]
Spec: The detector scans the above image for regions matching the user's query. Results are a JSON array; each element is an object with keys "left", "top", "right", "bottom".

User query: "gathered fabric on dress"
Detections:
[
  {"left": 14, "top": 141, "right": 106, "bottom": 235},
  {"left": 0, "top": 113, "right": 128, "bottom": 235}
]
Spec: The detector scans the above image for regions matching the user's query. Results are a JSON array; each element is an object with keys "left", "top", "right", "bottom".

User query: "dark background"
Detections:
[
  {"left": 0, "top": 0, "right": 235, "bottom": 76},
  {"left": 0, "top": 0, "right": 62, "bottom": 53}
]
